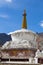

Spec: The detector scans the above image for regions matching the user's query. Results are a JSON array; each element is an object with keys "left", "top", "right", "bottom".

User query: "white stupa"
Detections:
[{"left": 2, "top": 10, "right": 38, "bottom": 49}]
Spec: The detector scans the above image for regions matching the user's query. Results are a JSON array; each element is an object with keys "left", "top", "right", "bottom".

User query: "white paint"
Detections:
[{"left": 2, "top": 29, "right": 37, "bottom": 49}]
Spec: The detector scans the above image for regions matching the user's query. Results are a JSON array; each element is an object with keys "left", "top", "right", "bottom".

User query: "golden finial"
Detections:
[{"left": 22, "top": 9, "right": 27, "bottom": 29}]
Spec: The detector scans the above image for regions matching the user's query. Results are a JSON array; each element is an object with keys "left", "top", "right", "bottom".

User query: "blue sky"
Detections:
[{"left": 0, "top": 0, "right": 43, "bottom": 33}]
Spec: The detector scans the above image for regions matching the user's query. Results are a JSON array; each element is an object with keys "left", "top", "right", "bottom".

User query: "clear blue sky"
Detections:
[{"left": 0, "top": 0, "right": 43, "bottom": 33}]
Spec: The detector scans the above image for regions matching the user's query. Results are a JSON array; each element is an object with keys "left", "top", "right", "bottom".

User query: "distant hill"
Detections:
[
  {"left": 0, "top": 33, "right": 12, "bottom": 46},
  {"left": 36, "top": 32, "right": 43, "bottom": 43},
  {"left": 37, "top": 32, "right": 43, "bottom": 38}
]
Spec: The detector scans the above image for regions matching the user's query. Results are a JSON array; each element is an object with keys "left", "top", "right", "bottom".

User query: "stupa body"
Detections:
[{"left": 1, "top": 10, "right": 39, "bottom": 63}]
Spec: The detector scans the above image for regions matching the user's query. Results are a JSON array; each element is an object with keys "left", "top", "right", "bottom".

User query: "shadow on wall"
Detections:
[{"left": 0, "top": 33, "right": 12, "bottom": 46}]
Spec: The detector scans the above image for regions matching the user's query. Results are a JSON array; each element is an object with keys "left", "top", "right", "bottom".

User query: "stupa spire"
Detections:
[{"left": 22, "top": 9, "right": 27, "bottom": 29}]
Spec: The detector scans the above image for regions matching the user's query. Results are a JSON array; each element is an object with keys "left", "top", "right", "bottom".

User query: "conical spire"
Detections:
[{"left": 22, "top": 10, "right": 27, "bottom": 29}]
